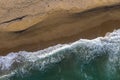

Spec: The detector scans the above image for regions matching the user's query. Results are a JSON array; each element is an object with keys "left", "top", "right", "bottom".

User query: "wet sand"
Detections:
[{"left": 1, "top": 5, "right": 120, "bottom": 55}]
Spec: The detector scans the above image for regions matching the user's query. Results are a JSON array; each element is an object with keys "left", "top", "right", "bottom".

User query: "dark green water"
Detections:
[{"left": 1, "top": 29, "right": 120, "bottom": 80}]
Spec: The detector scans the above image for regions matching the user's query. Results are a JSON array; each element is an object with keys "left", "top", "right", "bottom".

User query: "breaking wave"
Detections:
[{"left": 1, "top": 29, "right": 120, "bottom": 80}]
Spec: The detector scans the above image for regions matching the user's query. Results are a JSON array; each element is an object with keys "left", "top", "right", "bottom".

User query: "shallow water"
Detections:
[{"left": 1, "top": 29, "right": 120, "bottom": 80}]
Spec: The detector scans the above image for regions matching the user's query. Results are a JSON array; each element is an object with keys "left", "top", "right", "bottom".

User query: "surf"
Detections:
[{"left": 0, "top": 29, "right": 120, "bottom": 80}]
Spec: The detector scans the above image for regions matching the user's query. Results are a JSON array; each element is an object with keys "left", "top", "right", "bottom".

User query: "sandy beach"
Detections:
[{"left": 0, "top": 5, "right": 120, "bottom": 55}]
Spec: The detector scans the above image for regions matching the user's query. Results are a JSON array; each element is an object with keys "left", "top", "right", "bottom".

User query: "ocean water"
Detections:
[{"left": 0, "top": 29, "right": 120, "bottom": 80}]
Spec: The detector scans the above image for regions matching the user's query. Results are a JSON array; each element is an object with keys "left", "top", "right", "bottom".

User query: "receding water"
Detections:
[{"left": 1, "top": 29, "right": 120, "bottom": 80}]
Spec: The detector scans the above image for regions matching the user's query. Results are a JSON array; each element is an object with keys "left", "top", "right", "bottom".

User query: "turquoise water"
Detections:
[{"left": 1, "top": 29, "right": 120, "bottom": 80}]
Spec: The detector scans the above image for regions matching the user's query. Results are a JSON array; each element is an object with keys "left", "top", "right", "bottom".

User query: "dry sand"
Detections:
[{"left": 0, "top": 0, "right": 120, "bottom": 32}]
